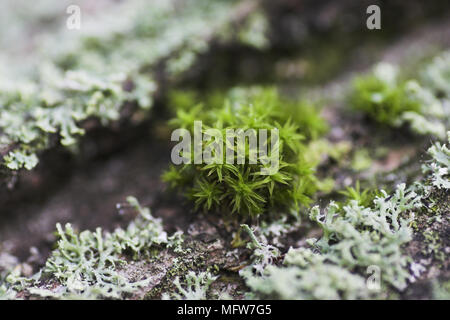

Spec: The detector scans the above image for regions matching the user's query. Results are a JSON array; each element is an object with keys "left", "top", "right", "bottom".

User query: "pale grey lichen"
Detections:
[
  {"left": 0, "top": 0, "right": 266, "bottom": 172},
  {"left": 242, "top": 247, "right": 370, "bottom": 300},
  {"left": 240, "top": 224, "right": 281, "bottom": 275},
  {"left": 241, "top": 182, "right": 424, "bottom": 299},
  {"left": 309, "top": 183, "right": 420, "bottom": 291},
  {"left": 258, "top": 216, "right": 301, "bottom": 247},
  {"left": 423, "top": 131, "right": 450, "bottom": 189},
  {"left": 421, "top": 51, "right": 450, "bottom": 99},
  {"left": 0, "top": 252, "right": 20, "bottom": 300},
  {"left": 4, "top": 197, "right": 183, "bottom": 299},
  {"left": 162, "top": 271, "right": 217, "bottom": 300}
]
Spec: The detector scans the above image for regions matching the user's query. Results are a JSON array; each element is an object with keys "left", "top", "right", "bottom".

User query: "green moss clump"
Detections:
[
  {"left": 350, "top": 60, "right": 448, "bottom": 139},
  {"left": 163, "top": 88, "right": 328, "bottom": 217},
  {"left": 350, "top": 63, "right": 421, "bottom": 125},
  {"left": 338, "top": 181, "right": 381, "bottom": 207}
]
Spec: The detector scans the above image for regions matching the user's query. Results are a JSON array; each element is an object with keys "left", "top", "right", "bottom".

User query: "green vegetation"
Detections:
[
  {"left": 350, "top": 60, "right": 448, "bottom": 138},
  {"left": 163, "top": 88, "right": 328, "bottom": 217},
  {"left": 338, "top": 181, "right": 381, "bottom": 207},
  {"left": 351, "top": 63, "right": 421, "bottom": 124},
  {"left": 242, "top": 246, "right": 371, "bottom": 299}
]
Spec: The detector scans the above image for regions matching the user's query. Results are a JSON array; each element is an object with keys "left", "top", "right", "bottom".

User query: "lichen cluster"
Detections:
[
  {"left": 2, "top": 197, "right": 183, "bottom": 299},
  {"left": 0, "top": 0, "right": 268, "bottom": 171},
  {"left": 240, "top": 132, "right": 449, "bottom": 299},
  {"left": 424, "top": 132, "right": 450, "bottom": 190},
  {"left": 350, "top": 56, "right": 449, "bottom": 139}
]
